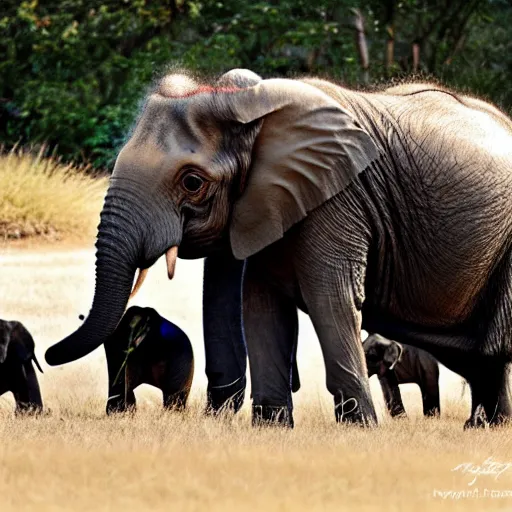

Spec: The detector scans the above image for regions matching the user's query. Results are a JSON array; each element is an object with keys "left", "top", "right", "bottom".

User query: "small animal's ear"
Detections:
[
  {"left": 220, "top": 79, "right": 380, "bottom": 259},
  {"left": 383, "top": 341, "right": 403, "bottom": 370},
  {"left": 10, "top": 322, "right": 34, "bottom": 363}
]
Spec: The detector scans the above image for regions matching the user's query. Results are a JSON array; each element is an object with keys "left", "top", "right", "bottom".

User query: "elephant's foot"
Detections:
[
  {"left": 14, "top": 403, "right": 43, "bottom": 416},
  {"left": 485, "top": 395, "right": 512, "bottom": 427},
  {"left": 389, "top": 405, "right": 407, "bottom": 418},
  {"left": 106, "top": 394, "right": 136, "bottom": 415},
  {"left": 487, "top": 409, "right": 512, "bottom": 427},
  {"left": 206, "top": 376, "right": 246, "bottom": 415},
  {"left": 252, "top": 404, "right": 294, "bottom": 428},
  {"left": 423, "top": 407, "right": 441, "bottom": 418},
  {"left": 163, "top": 390, "right": 188, "bottom": 411},
  {"left": 464, "top": 404, "right": 488, "bottom": 430},
  {"left": 334, "top": 393, "right": 377, "bottom": 427}
]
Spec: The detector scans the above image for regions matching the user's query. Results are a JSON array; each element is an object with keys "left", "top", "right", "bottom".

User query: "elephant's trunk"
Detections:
[{"left": 45, "top": 185, "right": 181, "bottom": 366}]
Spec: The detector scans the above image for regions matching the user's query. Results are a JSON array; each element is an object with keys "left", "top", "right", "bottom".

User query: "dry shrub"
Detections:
[{"left": 0, "top": 149, "right": 107, "bottom": 241}]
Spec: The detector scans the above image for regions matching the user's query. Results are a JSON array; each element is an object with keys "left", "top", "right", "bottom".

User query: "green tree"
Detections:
[{"left": 0, "top": 0, "right": 510, "bottom": 169}]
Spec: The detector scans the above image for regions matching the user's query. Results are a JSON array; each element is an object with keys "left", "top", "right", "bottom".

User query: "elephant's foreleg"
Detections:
[
  {"left": 13, "top": 361, "right": 43, "bottom": 415},
  {"left": 378, "top": 371, "right": 406, "bottom": 418},
  {"left": 300, "top": 260, "right": 377, "bottom": 426},
  {"left": 243, "top": 261, "right": 298, "bottom": 428},
  {"left": 203, "top": 253, "right": 247, "bottom": 414}
]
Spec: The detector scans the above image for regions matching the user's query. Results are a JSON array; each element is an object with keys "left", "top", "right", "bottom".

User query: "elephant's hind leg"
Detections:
[{"left": 473, "top": 249, "right": 512, "bottom": 425}]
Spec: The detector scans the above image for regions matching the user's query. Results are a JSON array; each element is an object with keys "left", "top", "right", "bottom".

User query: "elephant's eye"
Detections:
[{"left": 182, "top": 174, "right": 205, "bottom": 194}]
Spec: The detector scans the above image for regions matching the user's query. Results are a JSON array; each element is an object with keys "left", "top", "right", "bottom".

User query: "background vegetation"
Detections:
[
  {"left": 0, "top": 150, "right": 106, "bottom": 240},
  {"left": 1, "top": 0, "right": 511, "bottom": 170}
]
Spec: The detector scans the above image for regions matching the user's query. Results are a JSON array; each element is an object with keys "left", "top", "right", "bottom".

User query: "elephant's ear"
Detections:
[
  {"left": 384, "top": 341, "right": 403, "bottom": 370},
  {"left": 0, "top": 323, "right": 12, "bottom": 363},
  {"left": 222, "top": 79, "right": 380, "bottom": 259},
  {"left": 6, "top": 322, "right": 34, "bottom": 363}
]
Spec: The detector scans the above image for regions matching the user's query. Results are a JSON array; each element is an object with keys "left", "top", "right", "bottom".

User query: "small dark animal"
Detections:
[
  {"left": 0, "top": 319, "right": 43, "bottom": 414},
  {"left": 103, "top": 306, "right": 194, "bottom": 414},
  {"left": 363, "top": 333, "right": 440, "bottom": 417}
]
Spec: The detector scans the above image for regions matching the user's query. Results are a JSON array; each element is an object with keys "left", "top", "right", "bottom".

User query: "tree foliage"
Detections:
[{"left": 0, "top": 0, "right": 510, "bottom": 169}]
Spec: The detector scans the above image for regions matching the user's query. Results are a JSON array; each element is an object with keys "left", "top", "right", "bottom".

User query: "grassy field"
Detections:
[
  {"left": 1, "top": 156, "right": 512, "bottom": 511},
  {"left": 1, "top": 246, "right": 512, "bottom": 511}
]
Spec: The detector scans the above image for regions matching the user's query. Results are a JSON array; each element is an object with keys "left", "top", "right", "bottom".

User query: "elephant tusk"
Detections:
[
  {"left": 166, "top": 246, "right": 178, "bottom": 280},
  {"left": 130, "top": 268, "right": 148, "bottom": 299},
  {"left": 32, "top": 354, "right": 44, "bottom": 374}
]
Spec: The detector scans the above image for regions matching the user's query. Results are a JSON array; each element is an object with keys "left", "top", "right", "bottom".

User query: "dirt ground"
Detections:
[{"left": 1, "top": 244, "right": 512, "bottom": 511}]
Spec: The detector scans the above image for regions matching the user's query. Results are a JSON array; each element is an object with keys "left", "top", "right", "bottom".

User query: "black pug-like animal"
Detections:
[
  {"left": 363, "top": 333, "right": 440, "bottom": 418},
  {"left": 0, "top": 319, "right": 43, "bottom": 414},
  {"left": 103, "top": 306, "right": 194, "bottom": 414}
]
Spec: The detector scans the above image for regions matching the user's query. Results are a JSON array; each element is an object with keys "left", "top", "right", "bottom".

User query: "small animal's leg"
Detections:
[
  {"left": 420, "top": 365, "right": 441, "bottom": 417},
  {"left": 104, "top": 337, "right": 136, "bottom": 414},
  {"left": 106, "top": 389, "right": 136, "bottom": 414},
  {"left": 13, "top": 361, "right": 43, "bottom": 416},
  {"left": 163, "top": 390, "right": 189, "bottom": 411},
  {"left": 421, "top": 387, "right": 441, "bottom": 417},
  {"left": 378, "top": 371, "right": 407, "bottom": 418}
]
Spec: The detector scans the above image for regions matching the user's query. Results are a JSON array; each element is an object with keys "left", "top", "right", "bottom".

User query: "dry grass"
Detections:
[
  {"left": 0, "top": 150, "right": 107, "bottom": 242},
  {"left": 1, "top": 247, "right": 512, "bottom": 511}
]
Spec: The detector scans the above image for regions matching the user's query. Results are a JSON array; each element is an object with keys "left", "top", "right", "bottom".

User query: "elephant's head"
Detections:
[
  {"left": 0, "top": 321, "right": 44, "bottom": 414},
  {"left": 363, "top": 333, "right": 403, "bottom": 377},
  {"left": 45, "top": 69, "right": 379, "bottom": 366}
]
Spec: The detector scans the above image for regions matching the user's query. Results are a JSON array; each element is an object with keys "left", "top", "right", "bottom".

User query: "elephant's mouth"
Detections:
[{"left": 130, "top": 246, "right": 178, "bottom": 300}]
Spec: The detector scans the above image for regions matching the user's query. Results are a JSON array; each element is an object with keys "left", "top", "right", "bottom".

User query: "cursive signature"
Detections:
[{"left": 452, "top": 457, "right": 512, "bottom": 486}]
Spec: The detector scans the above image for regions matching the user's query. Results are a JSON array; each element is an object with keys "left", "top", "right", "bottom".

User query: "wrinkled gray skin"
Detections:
[
  {"left": 363, "top": 333, "right": 440, "bottom": 418},
  {"left": 104, "top": 306, "right": 194, "bottom": 414},
  {"left": 0, "top": 319, "right": 43, "bottom": 414},
  {"left": 45, "top": 68, "right": 512, "bottom": 429}
]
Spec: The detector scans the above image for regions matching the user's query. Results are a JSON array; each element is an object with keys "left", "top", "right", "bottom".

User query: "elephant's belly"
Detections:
[{"left": 381, "top": 234, "right": 504, "bottom": 327}]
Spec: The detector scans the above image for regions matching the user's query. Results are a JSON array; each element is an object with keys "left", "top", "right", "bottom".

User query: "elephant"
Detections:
[
  {"left": 363, "top": 333, "right": 440, "bottom": 418},
  {"left": 44, "top": 67, "right": 512, "bottom": 429},
  {"left": 0, "top": 319, "right": 43, "bottom": 414},
  {"left": 103, "top": 306, "right": 194, "bottom": 414}
]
